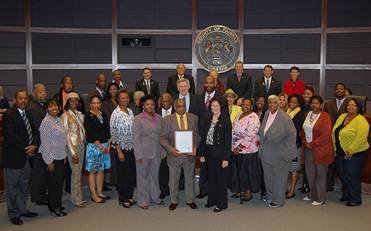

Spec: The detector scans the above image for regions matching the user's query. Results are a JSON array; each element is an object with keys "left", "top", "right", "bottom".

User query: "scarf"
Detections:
[{"left": 287, "top": 107, "right": 301, "bottom": 119}]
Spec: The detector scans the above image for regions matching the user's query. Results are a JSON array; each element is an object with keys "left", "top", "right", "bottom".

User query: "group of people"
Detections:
[{"left": 0, "top": 62, "right": 369, "bottom": 226}]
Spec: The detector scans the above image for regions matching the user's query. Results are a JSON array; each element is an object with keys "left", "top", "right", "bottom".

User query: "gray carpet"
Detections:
[{"left": 1, "top": 185, "right": 371, "bottom": 231}]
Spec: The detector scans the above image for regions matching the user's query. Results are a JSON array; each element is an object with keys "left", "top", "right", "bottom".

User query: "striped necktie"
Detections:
[{"left": 21, "top": 111, "right": 33, "bottom": 144}]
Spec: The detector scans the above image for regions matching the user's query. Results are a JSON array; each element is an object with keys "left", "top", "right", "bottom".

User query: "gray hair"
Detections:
[
  {"left": 267, "top": 94, "right": 279, "bottom": 102},
  {"left": 176, "top": 78, "right": 190, "bottom": 86},
  {"left": 173, "top": 98, "right": 186, "bottom": 108}
]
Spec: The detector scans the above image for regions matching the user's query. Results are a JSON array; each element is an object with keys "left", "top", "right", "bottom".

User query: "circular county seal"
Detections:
[{"left": 195, "top": 25, "right": 240, "bottom": 73}]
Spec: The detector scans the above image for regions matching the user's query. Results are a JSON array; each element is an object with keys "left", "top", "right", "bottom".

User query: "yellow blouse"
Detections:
[
  {"left": 229, "top": 105, "right": 242, "bottom": 123},
  {"left": 332, "top": 113, "right": 369, "bottom": 155}
]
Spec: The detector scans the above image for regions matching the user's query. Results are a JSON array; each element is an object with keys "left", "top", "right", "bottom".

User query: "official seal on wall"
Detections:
[{"left": 195, "top": 25, "right": 240, "bottom": 73}]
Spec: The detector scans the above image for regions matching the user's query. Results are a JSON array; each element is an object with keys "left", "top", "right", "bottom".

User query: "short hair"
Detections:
[
  {"left": 235, "top": 61, "right": 243, "bottom": 66},
  {"left": 264, "top": 65, "right": 273, "bottom": 70},
  {"left": 289, "top": 66, "right": 300, "bottom": 73},
  {"left": 267, "top": 94, "right": 279, "bottom": 102},
  {"left": 61, "top": 75, "right": 72, "bottom": 84},
  {"left": 104, "top": 82, "right": 119, "bottom": 99},
  {"left": 140, "top": 95, "right": 155, "bottom": 106},
  {"left": 174, "top": 98, "right": 186, "bottom": 108},
  {"left": 304, "top": 85, "right": 315, "bottom": 94},
  {"left": 89, "top": 95, "right": 102, "bottom": 103},
  {"left": 310, "top": 95, "right": 323, "bottom": 104},
  {"left": 242, "top": 98, "right": 254, "bottom": 105},
  {"left": 14, "top": 89, "right": 28, "bottom": 98},
  {"left": 176, "top": 78, "right": 190, "bottom": 86},
  {"left": 133, "top": 91, "right": 145, "bottom": 101},
  {"left": 335, "top": 82, "right": 346, "bottom": 89},
  {"left": 288, "top": 94, "right": 305, "bottom": 107},
  {"left": 117, "top": 89, "right": 129, "bottom": 98},
  {"left": 33, "top": 83, "right": 45, "bottom": 93},
  {"left": 210, "top": 96, "right": 223, "bottom": 106},
  {"left": 112, "top": 69, "right": 121, "bottom": 76},
  {"left": 143, "top": 67, "right": 151, "bottom": 72},
  {"left": 46, "top": 98, "right": 59, "bottom": 108},
  {"left": 346, "top": 97, "right": 364, "bottom": 115}
]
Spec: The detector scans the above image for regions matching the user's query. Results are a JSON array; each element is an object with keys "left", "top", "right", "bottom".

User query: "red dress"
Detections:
[{"left": 283, "top": 79, "right": 305, "bottom": 96}]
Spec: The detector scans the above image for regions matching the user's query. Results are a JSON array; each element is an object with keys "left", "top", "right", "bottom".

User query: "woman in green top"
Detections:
[{"left": 333, "top": 98, "right": 369, "bottom": 206}]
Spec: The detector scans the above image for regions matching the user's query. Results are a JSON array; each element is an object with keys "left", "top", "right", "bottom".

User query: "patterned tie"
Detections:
[
  {"left": 21, "top": 111, "right": 33, "bottom": 144},
  {"left": 205, "top": 95, "right": 211, "bottom": 109},
  {"left": 180, "top": 115, "right": 185, "bottom": 130}
]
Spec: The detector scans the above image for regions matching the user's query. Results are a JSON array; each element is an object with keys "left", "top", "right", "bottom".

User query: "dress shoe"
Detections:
[
  {"left": 48, "top": 207, "right": 68, "bottom": 217},
  {"left": 346, "top": 202, "right": 361, "bottom": 207},
  {"left": 213, "top": 208, "right": 222, "bottom": 213},
  {"left": 196, "top": 193, "right": 207, "bottom": 199},
  {"left": 21, "top": 211, "right": 38, "bottom": 218},
  {"left": 268, "top": 202, "right": 280, "bottom": 208},
  {"left": 312, "top": 201, "right": 324, "bottom": 206},
  {"left": 10, "top": 217, "right": 23, "bottom": 225},
  {"left": 186, "top": 202, "right": 198, "bottom": 209},
  {"left": 205, "top": 203, "right": 214, "bottom": 208},
  {"left": 169, "top": 203, "right": 178, "bottom": 210},
  {"left": 302, "top": 196, "right": 311, "bottom": 201},
  {"left": 339, "top": 197, "right": 348, "bottom": 202},
  {"left": 119, "top": 201, "right": 131, "bottom": 208}
]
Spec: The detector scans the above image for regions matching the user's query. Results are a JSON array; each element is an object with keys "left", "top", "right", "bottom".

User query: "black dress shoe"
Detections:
[
  {"left": 10, "top": 217, "right": 23, "bottom": 225},
  {"left": 158, "top": 200, "right": 166, "bottom": 206},
  {"left": 205, "top": 203, "right": 214, "bottom": 208},
  {"left": 21, "top": 211, "right": 38, "bottom": 218},
  {"left": 339, "top": 197, "right": 348, "bottom": 202},
  {"left": 213, "top": 208, "right": 222, "bottom": 213},
  {"left": 268, "top": 202, "right": 280, "bottom": 208},
  {"left": 186, "top": 202, "right": 198, "bottom": 209},
  {"left": 196, "top": 193, "right": 207, "bottom": 199},
  {"left": 169, "top": 203, "right": 178, "bottom": 210},
  {"left": 346, "top": 201, "right": 361, "bottom": 207}
]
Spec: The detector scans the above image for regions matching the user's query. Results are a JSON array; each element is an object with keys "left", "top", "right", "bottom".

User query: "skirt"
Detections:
[
  {"left": 289, "top": 147, "right": 302, "bottom": 172},
  {"left": 85, "top": 142, "right": 111, "bottom": 172},
  {"left": 231, "top": 152, "right": 261, "bottom": 193}
]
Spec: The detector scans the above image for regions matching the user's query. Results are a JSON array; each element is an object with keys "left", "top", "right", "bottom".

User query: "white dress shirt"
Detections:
[
  {"left": 179, "top": 93, "right": 190, "bottom": 112},
  {"left": 161, "top": 106, "right": 173, "bottom": 118},
  {"left": 264, "top": 110, "right": 278, "bottom": 135}
]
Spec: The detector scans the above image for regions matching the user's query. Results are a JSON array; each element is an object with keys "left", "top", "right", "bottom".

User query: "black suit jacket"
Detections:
[
  {"left": 199, "top": 114, "right": 232, "bottom": 161},
  {"left": 135, "top": 79, "right": 160, "bottom": 101},
  {"left": 2, "top": 106, "right": 39, "bottom": 169},
  {"left": 253, "top": 76, "right": 282, "bottom": 100},
  {"left": 173, "top": 93, "right": 198, "bottom": 115},
  {"left": 226, "top": 72, "right": 253, "bottom": 99},
  {"left": 196, "top": 92, "right": 229, "bottom": 136},
  {"left": 166, "top": 74, "right": 196, "bottom": 96},
  {"left": 26, "top": 98, "right": 46, "bottom": 130}
]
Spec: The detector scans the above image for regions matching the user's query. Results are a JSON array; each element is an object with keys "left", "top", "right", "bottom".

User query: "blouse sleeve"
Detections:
[
  {"left": 39, "top": 118, "right": 55, "bottom": 165},
  {"left": 133, "top": 117, "right": 143, "bottom": 160}
]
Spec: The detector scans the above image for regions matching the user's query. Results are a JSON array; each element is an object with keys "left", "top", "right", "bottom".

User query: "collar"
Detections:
[
  {"left": 162, "top": 106, "right": 172, "bottom": 112},
  {"left": 17, "top": 108, "right": 26, "bottom": 115},
  {"left": 206, "top": 91, "right": 216, "bottom": 98}
]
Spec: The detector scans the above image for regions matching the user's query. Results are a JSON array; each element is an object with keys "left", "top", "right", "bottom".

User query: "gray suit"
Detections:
[
  {"left": 259, "top": 109, "right": 296, "bottom": 206},
  {"left": 160, "top": 113, "right": 199, "bottom": 204}
]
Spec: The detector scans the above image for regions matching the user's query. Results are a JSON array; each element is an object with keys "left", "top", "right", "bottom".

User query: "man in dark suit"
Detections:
[
  {"left": 323, "top": 82, "right": 349, "bottom": 191},
  {"left": 88, "top": 73, "right": 107, "bottom": 100},
  {"left": 253, "top": 65, "right": 282, "bottom": 100},
  {"left": 27, "top": 84, "right": 48, "bottom": 205},
  {"left": 156, "top": 93, "right": 174, "bottom": 199},
  {"left": 173, "top": 78, "right": 198, "bottom": 115},
  {"left": 166, "top": 64, "right": 196, "bottom": 96},
  {"left": 2, "top": 90, "right": 39, "bottom": 225},
  {"left": 226, "top": 61, "right": 252, "bottom": 104},
  {"left": 135, "top": 67, "right": 160, "bottom": 102},
  {"left": 195, "top": 75, "right": 228, "bottom": 199}
]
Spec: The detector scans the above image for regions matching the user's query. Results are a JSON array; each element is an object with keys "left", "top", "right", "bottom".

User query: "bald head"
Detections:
[
  {"left": 204, "top": 75, "right": 216, "bottom": 93},
  {"left": 161, "top": 93, "right": 173, "bottom": 110},
  {"left": 96, "top": 73, "right": 107, "bottom": 90}
]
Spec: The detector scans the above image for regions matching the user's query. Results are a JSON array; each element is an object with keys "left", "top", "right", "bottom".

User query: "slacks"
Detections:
[
  {"left": 117, "top": 149, "right": 136, "bottom": 203},
  {"left": 167, "top": 155, "right": 195, "bottom": 204},
  {"left": 30, "top": 153, "right": 47, "bottom": 204},
  {"left": 66, "top": 145, "right": 85, "bottom": 205},
  {"left": 47, "top": 159, "right": 65, "bottom": 209},
  {"left": 136, "top": 157, "right": 161, "bottom": 206},
  {"left": 336, "top": 150, "right": 367, "bottom": 204},
  {"left": 207, "top": 158, "right": 228, "bottom": 210},
  {"left": 304, "top": 149, "right": 328, "bottom": 203},
  {"left": 4, "top": 158, "right": 31, "bottom": 219}
]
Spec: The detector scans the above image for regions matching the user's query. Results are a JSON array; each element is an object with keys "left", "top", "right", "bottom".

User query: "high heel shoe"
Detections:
[
  {"left": 91, "top": 197, "right": 105, "bottom": 203},
  {"left": 119, "top": 201, "right": 131, "bottom": 208},
  {"left": 48, "top": 206, "right": 67, "bottom": 217}
]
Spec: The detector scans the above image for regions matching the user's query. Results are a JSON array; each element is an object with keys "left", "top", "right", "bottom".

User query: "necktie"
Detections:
[
  {"left": 205, "top": 95, "right": 211, "bottom": 109},
  {"left": 180, "top": 115, "right": 185, "bottom": 130},
  {"left": 183, "top": 96, "right": 187, "bottom": 112},
  {"left": 21, "top": 111, "right": 33, "bottom": 144},
  {"left": 146, "top": 80, "right": 150, "bottom": 95},
  {"left": 265, "top": 79, "right": 270, "bottom": 94},
  {"left": 237, "top": 75, "right": 241, "bottom": 82}
]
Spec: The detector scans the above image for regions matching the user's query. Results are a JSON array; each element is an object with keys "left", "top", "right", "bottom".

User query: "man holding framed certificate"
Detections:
[{"left": 160, "top": 99, "right": 199, "bottom": 211}]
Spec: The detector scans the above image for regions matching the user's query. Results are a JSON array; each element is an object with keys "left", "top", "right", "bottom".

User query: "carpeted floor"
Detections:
[{"left": 1, "top": 184, "right": 371, "bottom": 231}]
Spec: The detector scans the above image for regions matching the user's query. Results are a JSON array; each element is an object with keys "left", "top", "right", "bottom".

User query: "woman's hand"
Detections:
[
  {"left": 233, "top": 147, "right": 240, "bottom": 156},
  {"left": 222, "top": 160, "right": 229, "bottom": 168},
  {"left": 344, "top": 151, "right": 352, "bottom": 160},
  {"left": 117, "top": 149, "right": 125, "bottom": 162},
  {"left": 199, "top": 156, "right": 206, "bottom": 163},
  {"left": 47, "top": 163, "right": 54, "bottom": 172}
]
